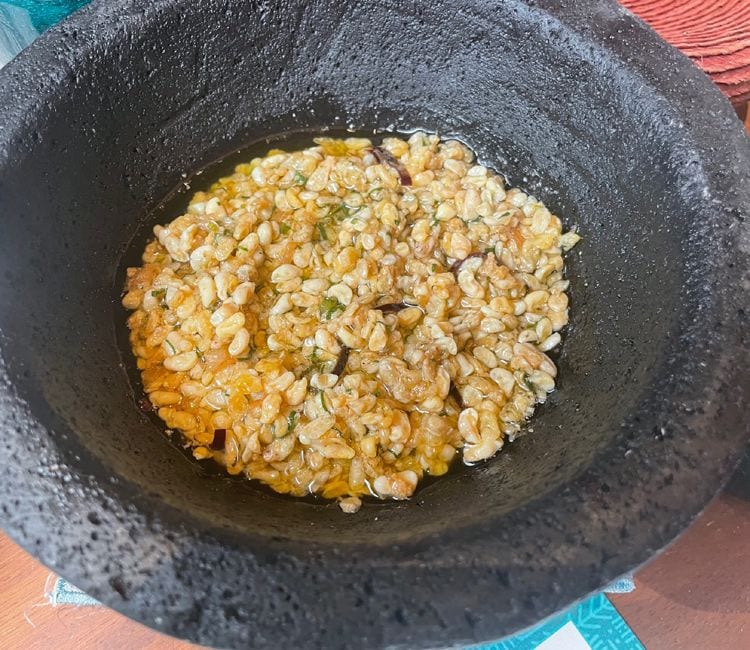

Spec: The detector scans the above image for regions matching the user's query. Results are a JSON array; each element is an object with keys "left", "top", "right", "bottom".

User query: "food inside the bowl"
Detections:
[{"left": 123, "top": 133, "right": 579, "bottom": 513}]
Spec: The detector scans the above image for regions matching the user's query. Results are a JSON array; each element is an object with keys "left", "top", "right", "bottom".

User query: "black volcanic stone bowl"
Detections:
[{"left": 0, "top": 0, "right": 748, "bottom": 648}]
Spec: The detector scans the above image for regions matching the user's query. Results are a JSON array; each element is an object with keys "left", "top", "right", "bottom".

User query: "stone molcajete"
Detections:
[{"left": 0, "top": 1, "right": 747, "bottom": 648}]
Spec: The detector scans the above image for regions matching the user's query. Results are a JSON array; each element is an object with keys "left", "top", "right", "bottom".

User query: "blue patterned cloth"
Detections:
[
  {"left": 605, "top": 576, "right": 636, "bottom": 594},
  {"left": 49, "top": 577, "right": 100, "bottom": 606},
  {"left": 472, "top": 594, "right": 642, "bottom": 650},
  {"left": 0, "top": 2, "right": 36, "bottom": 66},
  {"left": 0, "top": 0, "right": 87, "bottom": 32}
]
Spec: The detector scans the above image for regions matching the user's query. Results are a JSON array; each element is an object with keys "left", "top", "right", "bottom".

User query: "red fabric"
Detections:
[
  {"left": 718, "top": 78, "right": 750, "bottom": 98},
  {"left": 730, "top": 89, "right": 750, "bottom": 105},
  {"left": 694, "top": 48, "right": 750, "bottom": 74},
  {"left": 620, "top": 0, "right": 750, "bottom": 107},
  {"left": 712, "top": 63, "right": 750, "bottom": 84}
]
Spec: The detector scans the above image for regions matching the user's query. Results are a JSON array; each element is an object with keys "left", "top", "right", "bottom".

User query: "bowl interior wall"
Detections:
[{"left": 0, "top": 0, "right": 695, "bottom": 544}]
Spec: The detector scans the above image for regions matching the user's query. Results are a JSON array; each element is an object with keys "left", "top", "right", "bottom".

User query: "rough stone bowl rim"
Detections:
[{"left": 0, "top": 0, "right": 748, "bottom": 648}]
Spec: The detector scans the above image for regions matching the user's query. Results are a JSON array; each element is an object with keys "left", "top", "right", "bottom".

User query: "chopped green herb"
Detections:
[
  {"left": 293, "top": 171, "right": 307, "bottom": 185},
  {"left": 279, "top": 223, "right": 291, "bottom": 235},
  {"left": 395, "top": 218, "right": 401, "bottom": 226},
  {"left": 195, "top": 347, "right": 206, "bottom": 363},
  {"left": 165, "top": 339, "right": 177, "bottom": 354},
  {"left": 374, "top": 389, "right": 382, "bottom": 398},
  {"left": 207, "top": 221, "right": 220, "bottom": 234},
  {"left": 319, "top": 296, "right": 344, "bottom": 320},
  {"left": 151, "top": 288, "right": 166, "bottom": 299},
  {"left": 223, "top": 228, "right": 233, "bottom": 237},
  {"left": 286, "top": 410, "right": 299, "bottom": 434},
  {"left": 319, "top": 391, "right": 331, "bottom": 413},
  {"left": 327, "top": 203, "right": 352, "bottom": 221},
  {"left": 368, "top": 187, "right": 383, "bottom": 197},
  {"left": 499, "top": 210, "right": 512, "bottom": 218},
  {"left": 315, "top": 203, "right": 361, "bottom": 242},
  {"left": 307, "top": 347, "right": 328, "bottom": 374},
  {"left": 238, "top": 245, "right": 248, "bottom": 252},
  {"left": 431, "top": 263, "right": 437, "bottom": 272},
  {"left": 485, "top": 246, "right": 495, "bottom": 254},
  {"left": 431, "top": 216, "right": 440, "bottom": 227}
]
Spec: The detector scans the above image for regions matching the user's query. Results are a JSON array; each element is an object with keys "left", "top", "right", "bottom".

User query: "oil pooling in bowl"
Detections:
[{"left": 121, "top": 132, "right": 579, "bottom": 513}]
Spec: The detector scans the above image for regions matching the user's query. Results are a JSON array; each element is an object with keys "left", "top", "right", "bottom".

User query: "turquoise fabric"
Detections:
[
  {"left": 0, "top": 2, "right": 37, "bottom": 66},
  {"left": 2, "top": 0, "right": 88, "bottom": 32},
  {"left": 50, "top": 577, "right": 100, "bottom": 606},
  {"left": 472, "top": 594, "right": 643, "bottom": 650}
]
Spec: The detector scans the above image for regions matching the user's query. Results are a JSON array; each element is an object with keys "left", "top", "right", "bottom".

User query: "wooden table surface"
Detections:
[{"left": 1, "top": 487, "right": 749, "bottom": 649}]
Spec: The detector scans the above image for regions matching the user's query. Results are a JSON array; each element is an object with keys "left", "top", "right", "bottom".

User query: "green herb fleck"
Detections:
[
  {"left": 431, "top": 216, "right": 440, "bottom": 228},
  {"left": 327, "top": 203, "right": 352, "bottom": 221},
  {"left": 395, "top": 218, "right": 401, "bottom": 226},
  {"left": 319, "top": 391, "right": 331, "bottom": 413},
  {"left": 319, "top": 296, "right": 344, "bottom": 320},
  {"left": 195, "top": 347, "right": 206, "bottom": 363},
  {"left": 238, "top": 245, "right": 248, "bottom": 252},
  {"left": 151, "top": 288, "right": 166, "bottom": 299},
  {"left": 374, "top": 389, "right": 382, "bottom": 398},
  {"left": 164, "top": 339, "right": 177, "bottom": 354},
  {"left": 307, "top": 347, "right": 329, "bottom": 374},
  {"left": 293, "top": 171, "right": 307, "bottom": 186},
  {"left": 279, "top": 223, "right": 291, "bottom": 235},
  {"left": 287, "top": 410, "right": 299, "bottom": 433},
  {"left": 317, "top": 222, "right": 328, "bottom": 241},
  {"left": 431, "top": 263, "right": 437, "bottom": 272},
  {"left": 207, "top": 221, "right": 220, "bottom": 234},
  {"left": 223, "top": 228, "right": 233, "bottom": 237},
  {"left": 485, "top": 246, "right": 495, "bottom": 254}
]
